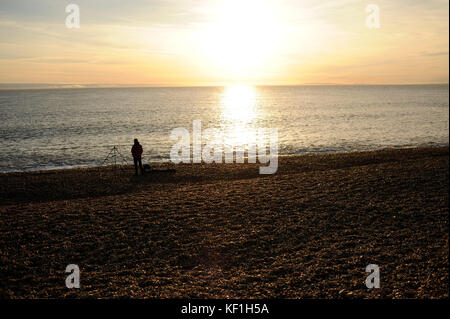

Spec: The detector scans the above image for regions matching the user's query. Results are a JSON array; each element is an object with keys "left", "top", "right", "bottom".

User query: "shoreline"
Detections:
[
  {"left": 1, "top": 143, "right": 448, "bottom": 174},
  {"left": 1, "top": 146, "right": 448, "bottom": 298},
  {"left": 1, "top": 146, "right": 448, "bottom": 206}
]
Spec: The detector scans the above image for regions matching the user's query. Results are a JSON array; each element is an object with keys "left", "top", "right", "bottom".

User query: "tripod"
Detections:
[{"left": 102, "top": 146, "right": 128, "bottom": 168}]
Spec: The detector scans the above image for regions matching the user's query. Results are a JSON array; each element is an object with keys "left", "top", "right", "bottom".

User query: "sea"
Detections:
[{"left": 0, "top": 84, "right": 448, "bottom": 172}]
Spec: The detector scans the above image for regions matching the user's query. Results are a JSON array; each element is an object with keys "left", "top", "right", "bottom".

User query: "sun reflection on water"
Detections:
[
  {"left": 221, "top": 85, "right": 257, "bottom": 122},
  {"left": 220, "top": 85, "right": 262, "bottom": 149}
]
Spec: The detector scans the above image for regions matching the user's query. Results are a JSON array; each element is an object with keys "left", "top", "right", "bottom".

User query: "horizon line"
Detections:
[{"left": 0, "top": 82, "right": 448, "bottom": 91}]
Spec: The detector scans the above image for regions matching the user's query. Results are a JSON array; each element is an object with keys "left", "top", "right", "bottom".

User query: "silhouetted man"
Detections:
[{"left": 131, "top": 138, "right": 144, "bottom": 176}]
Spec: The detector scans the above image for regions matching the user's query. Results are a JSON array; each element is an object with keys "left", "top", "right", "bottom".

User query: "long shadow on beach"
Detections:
[{"left": 1, "top": 147, "right": 448, "bottom": 206}]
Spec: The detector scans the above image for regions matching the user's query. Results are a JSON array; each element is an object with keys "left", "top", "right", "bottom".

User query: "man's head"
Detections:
[{"left": 134, "top": 138, "right": 139, "bottom": 145}]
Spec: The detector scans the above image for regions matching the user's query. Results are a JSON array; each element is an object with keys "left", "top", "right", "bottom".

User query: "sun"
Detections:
[{"left": 201, "top": 0, "right": 283, "bottom": 79}]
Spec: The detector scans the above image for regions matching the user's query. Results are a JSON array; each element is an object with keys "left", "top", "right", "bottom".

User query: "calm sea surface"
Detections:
[{"left": 0, "top": 85, "right": 448, "bottom": 172}]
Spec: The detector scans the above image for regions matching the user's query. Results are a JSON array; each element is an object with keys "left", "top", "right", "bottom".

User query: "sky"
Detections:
[{"left": 0, "top": 0, "right": 448, "bottom": 87}]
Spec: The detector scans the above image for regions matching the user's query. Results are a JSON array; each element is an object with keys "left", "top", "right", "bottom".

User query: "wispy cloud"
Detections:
[
  {"left": 421, "top": 51, "right": 449, "bottom": 57},
  {"left": 0, "top": 0, "right": 448, "bottom": 85}
]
